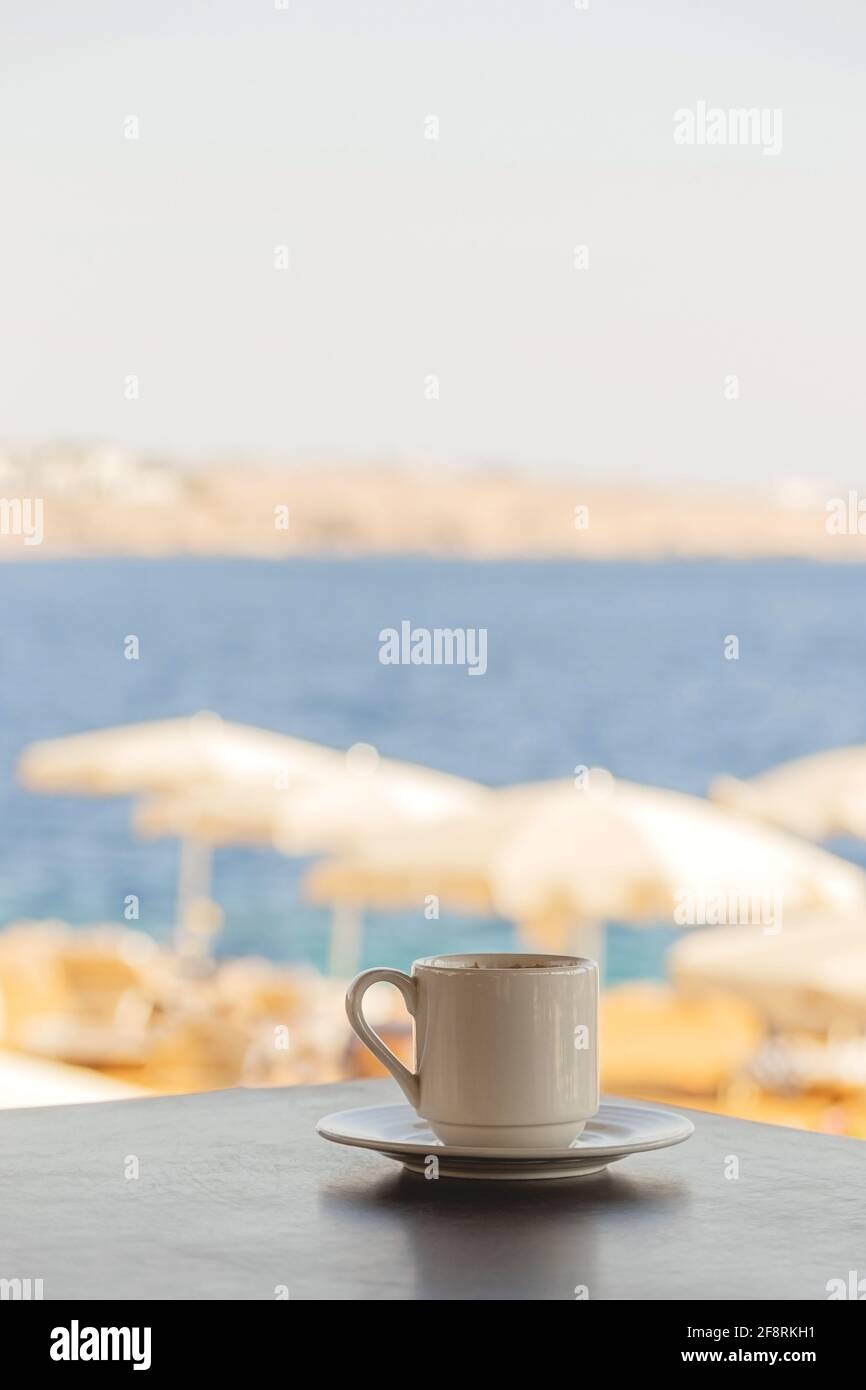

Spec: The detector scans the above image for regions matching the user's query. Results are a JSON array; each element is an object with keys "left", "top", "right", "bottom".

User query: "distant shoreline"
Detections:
[{"left": 1, "top": 467, "right": 863, "bottom": 562}]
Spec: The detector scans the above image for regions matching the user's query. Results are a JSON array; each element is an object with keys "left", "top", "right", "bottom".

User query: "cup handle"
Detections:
[{"left": 345, "top": 967, "right": 420, "bottom": 1109}]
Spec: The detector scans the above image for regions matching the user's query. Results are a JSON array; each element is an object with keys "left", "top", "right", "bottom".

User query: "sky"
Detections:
[{"left": 0, "top": 0, "right": 863, "bottom": 484}]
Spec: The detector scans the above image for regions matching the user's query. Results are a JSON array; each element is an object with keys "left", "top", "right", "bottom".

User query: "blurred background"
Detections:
[{"left": 1, "top": 0, "right": 866, "bottom": 1132}]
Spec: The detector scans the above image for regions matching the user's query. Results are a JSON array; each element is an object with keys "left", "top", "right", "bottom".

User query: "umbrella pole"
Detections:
[
  {"left": 329, "top": 903, "right": 363, "bottom": 979},
  {"left": 175, "top": 837, "right": 214, "bottom": 951}
]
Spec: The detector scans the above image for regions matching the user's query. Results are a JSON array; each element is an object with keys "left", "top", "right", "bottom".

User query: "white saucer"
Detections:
[{"left": 317, "top": 1098, "right": 694, "bottom": 1181}]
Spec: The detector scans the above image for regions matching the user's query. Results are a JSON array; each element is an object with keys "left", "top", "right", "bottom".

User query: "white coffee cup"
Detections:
[{"left": 346, "top": 953, "right": 599, "bottom": 1149}]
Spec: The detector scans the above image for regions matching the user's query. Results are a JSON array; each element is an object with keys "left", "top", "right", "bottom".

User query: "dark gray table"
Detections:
[{"left": 0, "top": 1078, "right": 862, "bottom": 1299}]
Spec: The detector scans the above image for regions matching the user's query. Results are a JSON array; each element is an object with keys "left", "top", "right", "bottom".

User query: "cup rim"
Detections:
[{"left": 412, "top": 952, "right": 596, "bottom": 975}]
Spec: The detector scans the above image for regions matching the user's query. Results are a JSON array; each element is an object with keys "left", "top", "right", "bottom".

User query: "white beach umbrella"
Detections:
[
  {"left": 272, "top": 743, "right": 486, "bottom": 855},
  {"left": 131, "top": 741, "right": 484, "bottom": 850},
  {"left": 670, "top": 916, "right": 866, "bottom": 1033},
  {"left": 304, "top": 788, "right": 531, "bottom": 914},
  {"left": 306, "top": 776, "right": 866, "bottom": 965},
  {"left": 17, "top": 713, "right": 340, "bottom": 951},
  {"left": 17, "top": 712, "right": 336, "bottom": 796},
  {"left": 711, "top": 746, "right": 866, "bottom": 842},
  {"left": 490, "top": 779, "right": 866, "bottom": 925},
  {"left": 133, "top": 743, "right": 486, "bottom": 972},
  {"left": 133, "top": 781, "right": 293, "bottom": 848}
]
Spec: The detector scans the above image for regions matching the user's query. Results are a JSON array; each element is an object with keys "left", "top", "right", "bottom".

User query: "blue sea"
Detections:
[{"left": 2, "top": 557, "right": 865, "bottom": 983}]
